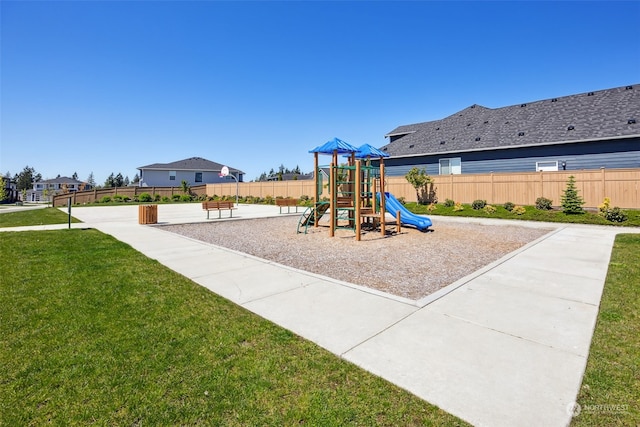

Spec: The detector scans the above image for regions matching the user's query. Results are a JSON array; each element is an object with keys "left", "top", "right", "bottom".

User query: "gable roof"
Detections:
[
  {"left": 382, "top": 84, "right": 640, "bottom": 158},
  {"left": 39, "top": 176, "right": 86, "bottom": 185},
  {"left": 138, "top": 157, "right": 244, "bottom": 174}
]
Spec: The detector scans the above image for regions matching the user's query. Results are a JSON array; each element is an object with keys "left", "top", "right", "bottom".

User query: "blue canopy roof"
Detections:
[
  {"left": 309, "top": 137, "right": 359, "bottom": 154},
  {"left": 353, "top": 143, "right": 390, "bottom": 159}
]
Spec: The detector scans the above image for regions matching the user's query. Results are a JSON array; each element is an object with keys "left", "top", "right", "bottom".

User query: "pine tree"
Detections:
[
  {"left": 86, "top": 172, "right": 96, "bottom": 187},
  {"left": 561, "top": 175, "right": 585, "bottom": 214}
]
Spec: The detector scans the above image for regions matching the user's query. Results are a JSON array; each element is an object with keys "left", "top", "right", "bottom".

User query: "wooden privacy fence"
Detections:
[
  {"left": 53, "top": 168, "right": 639, "bottom": 209},
  {"left": 52, "top": 185, "right": 208, "bottom": 207},
  {"left": 385, "top": 168, "right": 639, "bottom": 209}
]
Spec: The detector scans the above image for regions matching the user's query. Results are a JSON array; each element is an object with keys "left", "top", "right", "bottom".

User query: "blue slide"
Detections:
[{"left": 379, "top": 192, "right": 432, "bottom": 231}]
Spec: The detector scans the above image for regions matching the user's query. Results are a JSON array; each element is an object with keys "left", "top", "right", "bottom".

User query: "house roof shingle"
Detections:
[
  {"left": 138, "top": 157, "right": 244, "bottom": 174},
  {"left": 39, "top": 176, "right": 86, "bottom": 184},
  {"left": 381, "top": 84, "right": 640, "bottom": 158}
]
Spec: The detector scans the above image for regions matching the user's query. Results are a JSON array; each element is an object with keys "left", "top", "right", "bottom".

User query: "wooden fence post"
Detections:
[
  {"left": 450, "top": 174, "right": 454, "bottom": 201},
  {"left": 490, "top": 172, "right": 494, "bottom": 204},
  {"left": 601, "top": 167, "right": 606, "bottom": 202}
]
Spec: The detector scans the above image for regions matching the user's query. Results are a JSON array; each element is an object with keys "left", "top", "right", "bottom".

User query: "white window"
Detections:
[
  {"left": 536, "top": 161, "right": 558, "bottom": 172},
  {"left": 439, "top": 157, "right": 461, "bottom": 175},
  {"left": 169, "top": 171, "right": 176, "bottom": 181}
]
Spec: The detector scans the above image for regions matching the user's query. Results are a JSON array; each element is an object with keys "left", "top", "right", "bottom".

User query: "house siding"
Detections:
[
  {"left": 381, "top": 138, "right": 640, "bottom": 177},
  {"left": 140, "top": 170, "right": 235, "bottom": 187}
]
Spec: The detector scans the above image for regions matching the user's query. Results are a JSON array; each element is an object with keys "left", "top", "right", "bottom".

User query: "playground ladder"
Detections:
[{"left": 296, "top": 202, "right": 330, "bottom": 234}]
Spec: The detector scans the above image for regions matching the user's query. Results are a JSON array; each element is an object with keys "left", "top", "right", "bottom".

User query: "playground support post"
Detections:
[
  {"left": 355, "top": 160, "right": 362, "bottom": 241},
  {"left": 329, "top": 160, "right": 336, "bottom": 237},
  {"left": 313, "top": 152, "right": 319, "bottom": 228},
  {"left": 380, "top": 163, "right": 386, "bottom": 236}
]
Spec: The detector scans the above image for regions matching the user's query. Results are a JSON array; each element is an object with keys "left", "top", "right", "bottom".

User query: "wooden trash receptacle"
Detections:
[{"left": 138, "top": 204, "right": 158, "bottom": 224}]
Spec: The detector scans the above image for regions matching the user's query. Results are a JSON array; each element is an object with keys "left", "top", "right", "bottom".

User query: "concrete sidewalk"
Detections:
[{"left": 4, "top": 203, "right": 637, "bottom": 427}]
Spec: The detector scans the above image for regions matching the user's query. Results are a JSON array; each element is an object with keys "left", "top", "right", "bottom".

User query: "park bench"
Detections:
[
  {"left": 275, "top": 198, "right": 300, "bottom": 214},
  {"left": 202, "top": 200, "right": 235, "bottom": 219}
]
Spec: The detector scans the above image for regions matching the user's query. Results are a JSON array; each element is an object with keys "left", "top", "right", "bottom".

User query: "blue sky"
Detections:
[{"left": 2, "top": 1, "right": 639, "bottom": 184}]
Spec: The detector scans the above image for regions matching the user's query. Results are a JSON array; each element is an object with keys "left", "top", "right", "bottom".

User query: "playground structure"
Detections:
[{"left": 298, "top": 137, "right": 431, "bottom": 239}]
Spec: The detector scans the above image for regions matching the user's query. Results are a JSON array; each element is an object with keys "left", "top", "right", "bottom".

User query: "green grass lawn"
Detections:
[
  {"left": 0, "top": 229, "right": 468, "bottom": 426},
  {"left": 405, "top": 202, "right": 640, "bottom": 227},
  {"left": 572, "top": 233, "right": 640, "bottom": 426},
  {"left": 0, "top": 207, "right": 81, "bottom": 227}
]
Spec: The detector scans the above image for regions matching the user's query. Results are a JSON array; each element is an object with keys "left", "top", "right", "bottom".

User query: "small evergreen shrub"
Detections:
[
  {"left": 472, "top": 199, "right": 487, "bottom": 210},
  {"left": 453, "top": 202, "right": 464, "bottom": 211},
  {"left": 139, "top": 193, "right": 153, "bottom": 202},
  {"left": 512, "top": 206, "right": 526, "bottom": 215},
  {"left": 180, "top": 194, "right": 192, "bottom": 202},
  {"left": 100, "top": 196, "right": 112, "bottom": 203},
  {"left": 603, "top": 207, "right": 628, "bottom": 223},
  {"left": 264, "top": 195, "right": 274, "bottom": 205},
  {"left": 154, "top": 194, "right": 162, "bottom": 202},
  {"left": 483, "top": 205, "right": 497, "bottom": 214},
  {"left": 122, "top": 195, "right": 131, "bottom": 202},
  {"left": 444, "top": 199, "right": 455, "bottom": 207},
  {"left": 561, "top": 175, "right": 585, "bottom": 214},
  {"left": 535, "top": 197, "right": 553, "bottom": 210},
  {"left": 172, "top": 194, "right": 181, "bottom": 202},
  {"left": 503, "top": 202, "right": 515, "bottom": 211},
  {"left": 427, "top": 203, "right": 437, "bottom": 212},
  {"left": 162, "top": 196, "right": 171, "bottom": 203}
]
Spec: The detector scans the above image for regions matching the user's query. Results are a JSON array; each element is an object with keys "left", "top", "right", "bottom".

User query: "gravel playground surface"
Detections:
[{"left": 161, "top": 216, "right": 552, "bottom": 300}]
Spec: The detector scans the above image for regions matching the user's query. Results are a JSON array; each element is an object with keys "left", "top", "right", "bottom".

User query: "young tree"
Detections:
[
  {"left": 0, "top": 176, "right": 7, "bottom": 203},
  {"left": 561, "top": 175, "right": 585, "bottom": 214},
  {"left": 405, "top": 167, "right": 436, "bottom": 204},
  {"left": 180, "top": 179, "right": 191, "bottom": 194}
]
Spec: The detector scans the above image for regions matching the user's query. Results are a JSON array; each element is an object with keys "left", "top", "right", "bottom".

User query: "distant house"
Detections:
[
  {"left": 380, "top": 84, "right": 640, "bottom": 176},
  {"left": 137, "top": 157, "right": 244, "bottom": 187},
  {"left": 27, "top": 177, "right": 92, "bottom": 202},
  {"left": 266, "top": 172, "right": 313, "bottom": 181}
]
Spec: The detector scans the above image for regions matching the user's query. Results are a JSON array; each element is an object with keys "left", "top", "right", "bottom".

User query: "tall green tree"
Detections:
[
  {"left": 14, "top": 166, "right": 41, "bottom": 192},
  {"left": 86, "top": 172, "right": 96, "bottom": 188},
  {"left": 104, "top": 173, "right": 115, "bottom": 188},
  {"left": 72, "top": 172, "right": 78, "bottom": 180}
]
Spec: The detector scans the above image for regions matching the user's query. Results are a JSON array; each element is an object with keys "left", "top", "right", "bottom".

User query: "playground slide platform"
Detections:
[{"left": 380, "top": 192, "right": 432, "bottom": 231}]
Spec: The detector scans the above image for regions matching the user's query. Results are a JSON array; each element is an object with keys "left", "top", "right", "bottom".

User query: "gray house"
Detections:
[
  {"left": 380, "top": 84, "right": 639, "bottom": 176},
  {"left": 137, "top": 157, "right": 244, "bottom": 187}
]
